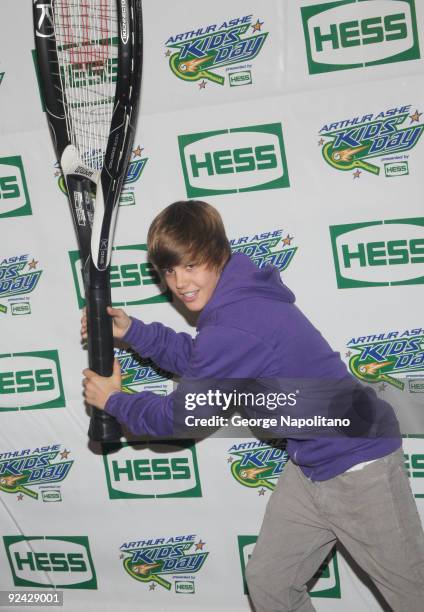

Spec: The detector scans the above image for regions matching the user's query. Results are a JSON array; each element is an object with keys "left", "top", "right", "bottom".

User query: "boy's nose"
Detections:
[{"left": 175, "top": 270, "right": 189, "bottom": 289}]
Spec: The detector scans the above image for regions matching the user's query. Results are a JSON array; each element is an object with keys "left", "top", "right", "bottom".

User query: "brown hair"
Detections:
[{"left": 147, "top": 200, "right": 231, "bottom": 272}]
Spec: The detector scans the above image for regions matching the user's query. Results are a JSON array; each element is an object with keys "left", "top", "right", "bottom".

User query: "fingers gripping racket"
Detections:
[{"left": 33, "top": 0, "right": 143, "bottom": 441}]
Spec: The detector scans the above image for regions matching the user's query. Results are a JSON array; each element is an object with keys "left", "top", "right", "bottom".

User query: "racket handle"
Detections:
[
  {"left": 87, "top": 281, "right": 114, "bottom": 375},
  {"left": 88, "top": 408, "right": 122, "bottom": 442},
  {"left": 86, "top": 275, "right": 123, "bottom": 442}
]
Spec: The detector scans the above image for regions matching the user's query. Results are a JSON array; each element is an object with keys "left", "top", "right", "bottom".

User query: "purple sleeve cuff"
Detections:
[
  {"left": 103, "top": 387, "right": 175, "bottom": 437},
  {"left": 121, "top": 317, "right": 145, "bottom": 345},
  {"left": 104, "top": 391, "right": 127, "bottom": 418}
]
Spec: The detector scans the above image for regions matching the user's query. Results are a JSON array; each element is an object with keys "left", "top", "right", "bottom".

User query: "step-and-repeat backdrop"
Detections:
[{"left": 1, "top": 1, "right": 423, "bottom": 610}]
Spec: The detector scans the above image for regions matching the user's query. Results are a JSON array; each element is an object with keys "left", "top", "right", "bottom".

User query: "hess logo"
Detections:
[
  {"left": 190, "top": 144, "right": 276, "bottom": 177},
  {"left": 111, "top": 457, "right": 191, "bottom": 480},
  {"left": 103, "top": 443, "right": 202, "bottom": 499},
  {"left": 109, "top": 245, "right": 164, "bottom": 305},
  {"left": 69, "top": 244, "right": 169, "bottom": 307},
  {"left": 0, "top": 156, "right": 32, "bottom": 218},
  {"left": 0, "top": 369, "right": 54, "bottom": 393},
  {"left": 301, "top": 0, "right": 420, "bottom": 74},
  {"left": 0, "top": 351, "right": 65, "bottom": 411},
  {"left": 13, "top": 551, "right": 86, "bottom": 572},
  {"left": 178, "top": 123, "right": 290, "bottom": 197},
  {"left": 330, "top": 218, "right": 424, "bottom": 288},
  {"left": 4, "top": 536, "right": 97, "bottom": 588}
]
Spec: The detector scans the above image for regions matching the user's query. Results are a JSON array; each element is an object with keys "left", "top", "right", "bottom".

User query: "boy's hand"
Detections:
[
  {"left": 107, "top": 306, "right": 132, "bottom": 338},
  {"left": 82, "top": 359, "right": 122, "bottom": 410},
  {"left": 80, "top": 306, "right": 132, "bottom": 341}
]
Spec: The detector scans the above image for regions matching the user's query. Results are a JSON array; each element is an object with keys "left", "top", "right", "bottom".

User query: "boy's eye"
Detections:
[
  {"left": 164, "top": 268, "right": 174, "bottom": 276},
  {"left": 186, "top": 263, "right": 196, "bottom": 270}
]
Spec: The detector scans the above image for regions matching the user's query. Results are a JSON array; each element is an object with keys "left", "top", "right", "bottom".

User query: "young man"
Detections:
[{"left": 82, "top": 200, "right": 424, "bottom": 612}]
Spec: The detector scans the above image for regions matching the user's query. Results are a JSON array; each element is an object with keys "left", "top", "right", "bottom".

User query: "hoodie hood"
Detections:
[{"left": 197, "top": 253, "right": 295, "bottom": 327}]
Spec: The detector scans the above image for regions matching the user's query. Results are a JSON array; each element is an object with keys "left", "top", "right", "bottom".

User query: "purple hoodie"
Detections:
[{"left": 106, "top": 253, "right": 400, "bottom": 480}]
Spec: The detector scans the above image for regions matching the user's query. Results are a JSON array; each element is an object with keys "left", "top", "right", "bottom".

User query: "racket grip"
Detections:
[
  {"left": 87, "top": 282, "right": 114, "bottom": 376},
  {"left": 86, "top": 278, "right": 123, "bottom": 442}
]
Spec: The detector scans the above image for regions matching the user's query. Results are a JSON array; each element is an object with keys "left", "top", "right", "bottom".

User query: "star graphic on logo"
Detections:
[
  {"left": 282, "top": 234, "right": 293, "bottom": 247},
  {"left": 164, "top": 49, "right": 171, "bottom": 57},
  {"left": 132, "top": 145, "right": 143, "bottom": 158},
  {"left": 258, "top": 488, "right": 266, "bottom": 496},
  {"left": 227, "top": 456, "right": 234, "bottom": 463},
  {"left": 251, "top": 19, "right": 264, "bottom": 32},
  {"left": 345, "top": 350, "right": 352, "bottom": 358},
  {"left": 199, "top": 80, "right": 207, "bottom": 90},
  {"left": 149, "top": 583, "right": 156, "bottom": 591},
  {"left": 195, "top": 540, "right": 205, "bottom": 550},
  {"left": 119, "top": 553, "right": 124, "bottom": 559},
  {"left": 60, "top": 449, "right": 70, "bottom": 460},
  {"left": 28, "top": 259, "right": 38, "bottom": 270},
  {"left": 378, "top": 383, "right": 387, "bottom": 392},
  {"left": 409, "top": 109, "right": 422, "bottom": 123},
  {"left": 318, "top": 138, "right": 325, "bottom": 146},
  {"left": 353, "top": 169, "right": 361, "bottom": 179},
  {"left": 17, "top": 494, "right": 24, "bottom": 501}
]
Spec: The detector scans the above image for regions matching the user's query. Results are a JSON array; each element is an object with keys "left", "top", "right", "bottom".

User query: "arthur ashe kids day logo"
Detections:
[
  {"left": 230, "top": 230, "right": 297, "bottom": 272},
  {"left": 165, "top": 15, "right": 268, "bottom": 88},
  {"left": 0, "top": 254, "right": 42, "bottom": 316},
  {"left": 179, "top": 123, "right": 290, "bottom": 197},
  {"left": 69, "top": 243, "right": 169, "bottom": 308},
  {"left": 228, "top": 440, "right": 288, "bottom": 494},
  {"left": 0, "top": 156, "right": 32, "bottom": 219},
  {"left": 238, "top": 537, "right": 341, "bottom": 598},
  {"left": 0, "top": 350, "right": 65, "bottom": 412},
  {"left": 3, "top": 535, "right": 97, "bottom": 589},
  {"left": 301, "top": 0, "right": 420, "bottom": 75},
  {"left": 319, "top": 105, "right": 423, "bottom": 178},
  {"left": 346, "top": 327, "right": 424, "bottom": 391},
  {"left": 0, "top": 444, "right": 73, "bottom": 502},
  {"left": 115, "top": 348, "right": 173, "bottom": 396},
  {"left": 103, "top": 441, "right": 202, "bottom": 500},
  {"left": 330, "top": 217, "right": 424, "bottom": 288},
  {"left": 120, "top": 534, "right": 208, "bottom": 592}
]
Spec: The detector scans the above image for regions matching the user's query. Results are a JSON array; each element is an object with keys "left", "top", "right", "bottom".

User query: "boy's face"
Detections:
[{"left": 163, "top": 262, "right": 220, "bottom": 312}]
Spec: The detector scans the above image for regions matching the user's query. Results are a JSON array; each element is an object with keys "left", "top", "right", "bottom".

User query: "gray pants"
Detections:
[{"left": 246, "top": 448, "right": 424, "bottom": 612}]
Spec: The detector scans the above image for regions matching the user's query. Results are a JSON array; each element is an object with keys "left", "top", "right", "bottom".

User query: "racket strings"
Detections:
[{"left": 52, "top": 0, "right": 118, "bottom": 170}]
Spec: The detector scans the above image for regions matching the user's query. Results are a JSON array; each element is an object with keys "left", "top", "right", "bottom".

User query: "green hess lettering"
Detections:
[
  {"left": 0, "top": 369, "right": 54, "bottom": 394},
  {"left": 404, "top": 453, "right": 424, "bottom": 477},
  {"left": 314, "top": 13, "right": 407, "bottom": 52},
  {"left": 112, "top": 458, "right": 191, "bottom": 481},
  {"left": 342, "top": 239, "right": 424, "bottom": 268},
  {"left": 110, "top": 262, "right": 159, "bottom": 287},
  {"left": 13, "top": 551, "right": 87, "bottom": 572},
  {"left": 0, "top": 175, "right": 20, "bottom": 199},
  {"left": 189, "top": 145, "right": 276, "bottom": 177}
]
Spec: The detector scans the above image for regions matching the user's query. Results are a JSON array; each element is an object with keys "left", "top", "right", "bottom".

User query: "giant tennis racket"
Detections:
[{"left": 33, "top": 0, "right": 143, "bottom": 441}]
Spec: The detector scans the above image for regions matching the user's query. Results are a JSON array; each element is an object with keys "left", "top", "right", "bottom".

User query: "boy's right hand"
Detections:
[{"left": 80, "top": 306, "right": 132, "bottom": 341}]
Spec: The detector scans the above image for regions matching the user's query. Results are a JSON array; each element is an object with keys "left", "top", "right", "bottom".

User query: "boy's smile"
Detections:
[{"left": 163, "top": 263, "right": 221, "bottom": 312}]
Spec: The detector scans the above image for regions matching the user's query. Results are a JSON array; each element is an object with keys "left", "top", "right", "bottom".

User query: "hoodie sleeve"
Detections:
[
  {"left": 105, "top": 324, "right": 274, "bottom": 436},
  {"left": 121, "top": 317, "right": 195, "bottom": 376},
  {"left": 183, "top": 325, "right": 273, "bottom": 377}
]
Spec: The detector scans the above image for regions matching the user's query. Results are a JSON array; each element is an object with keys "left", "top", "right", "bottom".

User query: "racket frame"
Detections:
[{"left": 33, "top": 0, "right": 143, "bottom": 441}]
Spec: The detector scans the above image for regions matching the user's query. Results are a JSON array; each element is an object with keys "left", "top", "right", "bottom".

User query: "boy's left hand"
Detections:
[{"left": 83, "top": 359, "right": 122, "bottom": 410}]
